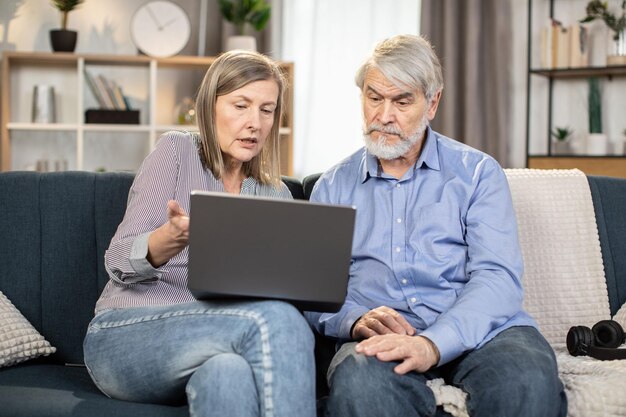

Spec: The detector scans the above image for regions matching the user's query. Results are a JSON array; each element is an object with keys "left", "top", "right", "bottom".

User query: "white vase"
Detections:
[
  {"left": 225, "top": 36, "right": 257, "bottom": 52},
  {"left": 552, "top": 140, "right": 571, "bottom": 155},
  {"left": 587, "top": 133, "right": 608, "bottom": 155},
  {"left": 607, "top": 28, "right": 626, "bottom": 66},
  {"left": 609, "top": 137, "right": 626, "bottom": 155}
]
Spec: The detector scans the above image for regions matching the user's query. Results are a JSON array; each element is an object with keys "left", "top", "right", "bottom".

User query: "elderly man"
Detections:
[{"left": 307, "top": 34, "right": 566, "bottom": 417}]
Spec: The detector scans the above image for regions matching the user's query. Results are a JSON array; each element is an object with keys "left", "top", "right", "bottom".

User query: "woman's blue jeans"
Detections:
[
  {"left": 325, "top": 326, "right": 567, "bottom": 417},
  {"left": 83, "top": 300, "right": 316, "bottom": 417}
]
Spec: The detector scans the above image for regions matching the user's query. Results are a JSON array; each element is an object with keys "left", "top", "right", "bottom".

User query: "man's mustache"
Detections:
[{"left": 364, "top": 124, "right": 403, "bottom": 137}]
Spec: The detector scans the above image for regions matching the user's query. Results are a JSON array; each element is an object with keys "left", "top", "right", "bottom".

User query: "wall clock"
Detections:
[{"left": 130, "top": 1, "right": 191, "bottom": 58}]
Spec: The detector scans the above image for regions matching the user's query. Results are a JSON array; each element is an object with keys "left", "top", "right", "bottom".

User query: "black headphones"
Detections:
[{"left": 567, "top": 320, "right": 626, "bottom": 360}]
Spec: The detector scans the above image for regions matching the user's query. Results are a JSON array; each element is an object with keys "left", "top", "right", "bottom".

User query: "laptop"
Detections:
[{"left": 187, "top": 190, "right": 356, "bottom": 312}]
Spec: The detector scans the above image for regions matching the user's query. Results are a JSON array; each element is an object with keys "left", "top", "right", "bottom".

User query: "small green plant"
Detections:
[
  {"left": 51, "top": 0, "right": 84, "bottom": 30},
  {"left": 588, "top": 77, "right": 603, "bottom": 134},
  {"left": 581, "top": 0, "right": 626, "bottom": 40},
  {"left": 218, "top": 0, "right": 271, "bottom": 35},
  {"left": 551, "top": 126, "right": 574, "bottom": 141}
]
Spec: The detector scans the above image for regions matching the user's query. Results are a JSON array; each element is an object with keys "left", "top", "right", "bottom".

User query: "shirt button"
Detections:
[
  {"left": 396, "top": 183, "right": 401, "bottom": 188},
  {"left": 401, "top": 278, "right": 408, "bottom": 285},
  {"left": 396, "top": 218, "right": 402, "bottom": 223},
  {"left": 395, "top": 247, "right": 401, "bottom": 253},
  {"left": 410, "top": 297, "right": 417, "bottom": 303}
]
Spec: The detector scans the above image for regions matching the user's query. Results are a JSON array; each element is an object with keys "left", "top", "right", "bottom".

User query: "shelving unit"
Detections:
[
  {"left": 526, "top": 0, "right": 626, "bottom": 178},
  {"left": 1, "top": 51, "right": 294, "bottom": 175}
]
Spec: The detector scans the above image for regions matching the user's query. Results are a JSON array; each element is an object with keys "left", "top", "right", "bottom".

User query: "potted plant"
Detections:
[
  {"left": 551, "top": 126, "right": 573, "bottom": 154},
  {"left": 50, "top": 0, "right": 84, "bottom": 52},
  {"left": 587, "top": 77, "right": 609, "bottom": 155},
  {"left": 218, "top": 0, "right": 271, "bottom": 51},
  {"left": 581, "top": 0, "right": 626, "bottom": 65}
]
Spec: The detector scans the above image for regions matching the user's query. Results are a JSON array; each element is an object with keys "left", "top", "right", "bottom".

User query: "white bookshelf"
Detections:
[{"left": 1, "top": 51, "right": 294, "bottom": 174}]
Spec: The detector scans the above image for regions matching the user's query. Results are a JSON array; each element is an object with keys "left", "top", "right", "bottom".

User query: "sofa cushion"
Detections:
[
  {"left": 282, "top": 175, "right": 305, "bottom": 199},
  {"left": 0, "top": 292, "right": 55, "bottom": 368},
  {"left": 37, "top": 172, "right": 134, "bottom": 365},
  {"left": 0, "top": 363, "right": 188, "bottom": 417},
  {"left": 303, "top": 173, "right": 322, "bottom": 200},
  {"left": 0, "top": 172, "right": 134, "bottom": 366},
  {"left": 0, "top": 172, "right": 43, "bottom": 337},
  {"left": 588, "top": 175, "right": 626, "bottom": 316}
]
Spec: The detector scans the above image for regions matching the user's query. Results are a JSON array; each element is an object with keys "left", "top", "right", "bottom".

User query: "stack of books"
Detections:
[
  {"left": 540, "top": 19, "right": 589, "bottom": 69},
  {"left": 84, "top": 70, "right": 139, "bottom": 124}
]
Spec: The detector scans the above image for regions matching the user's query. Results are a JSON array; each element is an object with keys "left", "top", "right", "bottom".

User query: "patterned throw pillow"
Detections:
[{"left": 0, "top": 291, "right": 56, "bottom": 368}]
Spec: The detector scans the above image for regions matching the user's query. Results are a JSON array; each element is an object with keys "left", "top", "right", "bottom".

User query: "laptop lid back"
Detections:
[{"left": 188, "top": 191, "right": 355, "bottom": 312}]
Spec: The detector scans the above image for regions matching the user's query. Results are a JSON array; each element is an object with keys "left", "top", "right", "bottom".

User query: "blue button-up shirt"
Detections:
[{"left": 306, "top": 128, "right": 536, "bottom": 365}]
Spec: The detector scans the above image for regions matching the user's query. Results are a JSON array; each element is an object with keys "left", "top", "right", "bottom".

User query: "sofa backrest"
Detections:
[{"left": 0, "top": 171, "right": 134, "bottom": 365}]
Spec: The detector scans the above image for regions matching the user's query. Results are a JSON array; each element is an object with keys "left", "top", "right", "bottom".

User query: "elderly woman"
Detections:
[{"left": 83, "top": 51, "right": 316, "bottom": 417}]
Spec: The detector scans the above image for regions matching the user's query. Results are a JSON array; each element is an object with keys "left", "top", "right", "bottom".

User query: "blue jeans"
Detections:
[
  {"left": 324, "top": 326, "right": 567, "bottom": 417},
  {"left": 83, "top": 300, "right": 316, "bottom": 417}
]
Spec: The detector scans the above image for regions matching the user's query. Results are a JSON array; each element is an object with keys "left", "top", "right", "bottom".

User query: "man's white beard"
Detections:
[{"left": 363, "top": 115, "right": 429, "bottom": 160}]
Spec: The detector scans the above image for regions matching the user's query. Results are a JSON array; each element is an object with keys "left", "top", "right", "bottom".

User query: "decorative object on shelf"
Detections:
[
  {"left": 587, "top": 77, "right": 609, "bottom": 155},
  {"left": 31, "top": 85, "right": 56, "bottom": 123},
  {"left": 85, "top": 109, "right": 140, "bottom": 124},
  {"left": 581, "top": 0, "right": 626, "bottom": 66},
  {"left": 551, "top": 126, "right": 573, "bottom": 154},
  {"left": 130, "top": 1, "right": 191, "bottom": 58},
  {"left": 218, "top": 0, "right": 271, "bottom": 52},
  {"left": 176, "top": 97, "right": 196, "bottom": 125},
  {"left": 49, "top": 0, "right": 83, "bottom": 52}
]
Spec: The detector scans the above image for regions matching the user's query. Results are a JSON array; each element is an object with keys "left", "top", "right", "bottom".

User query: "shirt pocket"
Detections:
[{"left": 411, "top": 202, "right": 465, "bottom": 258}]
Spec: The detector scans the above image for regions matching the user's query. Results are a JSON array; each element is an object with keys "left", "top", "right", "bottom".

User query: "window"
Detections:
[{"left": 281, "top": 0, "right": 421, "bottom": 177}]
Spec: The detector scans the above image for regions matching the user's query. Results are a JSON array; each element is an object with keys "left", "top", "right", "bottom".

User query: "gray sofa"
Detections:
[{"left": 0, "top": 170, "right": 624, "bottom": 417}]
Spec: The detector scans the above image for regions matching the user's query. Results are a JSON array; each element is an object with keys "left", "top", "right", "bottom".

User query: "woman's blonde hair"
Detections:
[{"left": 195, "top": 50, "right": 286, "bottom": 186}]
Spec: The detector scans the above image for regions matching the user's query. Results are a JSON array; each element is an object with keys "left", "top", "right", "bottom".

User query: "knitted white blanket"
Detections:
[{"left": 429, "top": 169, "right": 625, "bottom": 417}]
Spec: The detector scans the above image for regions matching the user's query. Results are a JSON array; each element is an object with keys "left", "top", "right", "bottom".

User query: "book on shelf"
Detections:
[
  {"left": 551, "top": 19, "right": 570, "bottom": 69},
  {"left": 569, "top": 24, "right": 589, "bottom": 68},
  {"left": 84, "top": 70, "right": 107, "bottom": 108}
]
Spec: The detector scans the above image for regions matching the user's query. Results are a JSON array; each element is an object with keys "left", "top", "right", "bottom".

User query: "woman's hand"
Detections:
[
  {"left": 166, "top": 200, "right": 190, "bottom": 242},
  {"left": 147, "top": 200, "right": 190, "bottom": 267}
]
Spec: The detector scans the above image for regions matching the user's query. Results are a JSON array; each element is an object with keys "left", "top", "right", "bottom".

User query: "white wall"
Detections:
[{"left": 0, "top": 0, "right": 217, "bottom": 55}]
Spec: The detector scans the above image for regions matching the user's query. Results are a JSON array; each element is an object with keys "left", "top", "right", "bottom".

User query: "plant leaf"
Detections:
[{"left": 250, "top": 7, "right": 271, "bottom": 31}]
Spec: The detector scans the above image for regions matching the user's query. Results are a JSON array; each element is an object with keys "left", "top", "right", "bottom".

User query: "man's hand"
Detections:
[
  {"left": 351, "top": 306, "right": 416, "bottom": 339},
  {"left": 355, "top": 334, "right": 440, "bottom": 374}
]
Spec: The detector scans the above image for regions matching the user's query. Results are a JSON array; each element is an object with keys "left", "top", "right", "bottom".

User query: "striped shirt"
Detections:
[{"left": 95, "top": 130, "right": 292, "bottom": 313}]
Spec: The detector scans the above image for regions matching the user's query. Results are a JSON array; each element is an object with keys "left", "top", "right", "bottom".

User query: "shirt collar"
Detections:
[
  {"left": 360, "top": 126, "right": 441, "bottom": 182},
  {"left": 417, "top": 127, "right": 441, "bottom": 171}
]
